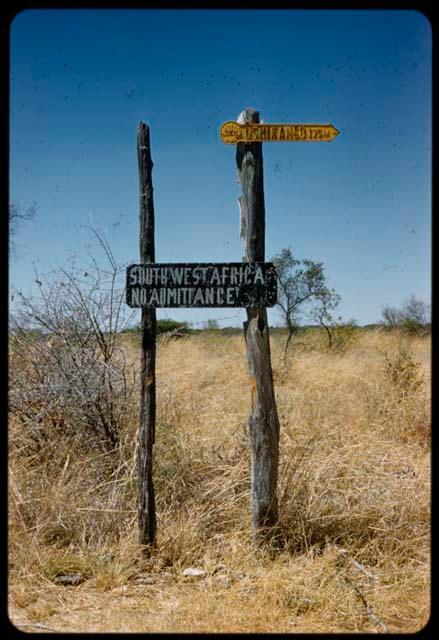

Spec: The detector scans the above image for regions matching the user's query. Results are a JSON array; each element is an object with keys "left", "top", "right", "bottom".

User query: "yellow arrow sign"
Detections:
[{"left": 220, "top": 121, "right": 340, "bottom": 144}]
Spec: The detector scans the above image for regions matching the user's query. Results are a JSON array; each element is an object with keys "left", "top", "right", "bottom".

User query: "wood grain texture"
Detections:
[
  {"left": 137, "top": 122, "right": 157, "bottom": 549},
  {"left": 236, "top": 109, "right": 281, "bottom": 547}
]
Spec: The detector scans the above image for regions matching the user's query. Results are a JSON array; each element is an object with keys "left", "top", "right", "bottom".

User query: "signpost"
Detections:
[
  {"left": 224, "top": 108, "right": 340, "bottom": 547},
  {"left": 133, "top": 111, "right": 339, "bottom": 553},
  {"left": 220, "top": 121, "right": 339, "bottom": 144},
  {"left": 126, "top": 262, "right": 277, "bottom": 308}
]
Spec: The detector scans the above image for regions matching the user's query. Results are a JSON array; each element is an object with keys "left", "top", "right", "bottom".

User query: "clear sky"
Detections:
[{"left": 9, "top": 8, "right": 432, "bottom": 328}]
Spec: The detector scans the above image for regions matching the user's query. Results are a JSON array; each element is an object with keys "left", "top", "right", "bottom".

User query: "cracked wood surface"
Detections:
[{"left": 236, "top": 108, "right": 281, "bottom": 546}]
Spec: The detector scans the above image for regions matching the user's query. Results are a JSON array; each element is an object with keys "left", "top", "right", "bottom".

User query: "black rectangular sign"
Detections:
[{"left": 126, "top": 262, "right": 277, "bottom": 308}]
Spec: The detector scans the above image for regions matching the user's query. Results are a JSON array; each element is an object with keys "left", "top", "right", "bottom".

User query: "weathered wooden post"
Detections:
[
  {"left": 236, "top": 108, "right": 281, "bottom": 547},
  {"left": 136, "top": 122, "right": 157, "bottom": 550},
  {"left": 128, "top": 112, "right": 339, "bottom": 549}
]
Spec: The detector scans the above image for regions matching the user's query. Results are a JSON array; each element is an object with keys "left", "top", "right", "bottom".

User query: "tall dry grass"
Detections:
[{"left": 8, "top": 328, "right": 430, "bottom": 633}]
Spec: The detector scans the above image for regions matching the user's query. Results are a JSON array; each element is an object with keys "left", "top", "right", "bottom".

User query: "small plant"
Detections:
[
  {"left": 381, "top": 294, "right": 430, "bottom": 336},
  {"left": 330, "top": 319, "right": 358, "bottom": 352},
  {"left": 204, "top": 318, "right": 220, "bottom": 331},
  {"left": 157, "top": 319, "right": 191, "bottom": 335},
  {"left": 382, "top": 341, "right": 423, "bottom": 398},
  {"left": 400, "top": 317, "right": 428, "bottom": 337}
]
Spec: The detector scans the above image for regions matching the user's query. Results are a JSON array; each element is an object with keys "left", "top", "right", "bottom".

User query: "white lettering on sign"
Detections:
[
  {"left": 254, "top": 266, "right": 264, "bottom": 284},
  {"left": 193, "top": 288, "right": 204, "bottom": 305},
  {"left": 210, "top": 268, "right": 220, "bottom": 285},
  {"left": 127, "top": 264, "right": 269, "bottom": 288},
  {"left": 131, "top": 288, "right": 139, "bottom": 306},
  {"left": 131, "top": 286, "right": 243, "bottom": 307},
  {"left": 205, "top": 288, "right": 214, "bottom": 305},
  {"left": 126, "top": 262, "right": 277, "bottom": 308}
]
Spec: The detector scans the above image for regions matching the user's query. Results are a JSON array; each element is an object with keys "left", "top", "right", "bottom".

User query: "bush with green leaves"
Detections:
[
  {"left": 330, "top": 319, "right": 359, "bottom": 352},
  {"left": 272, "top": 247, "right": 340, "bottom": 357},
  {"left": 157, "top": 319, "right": 191, "bottom": 335}
]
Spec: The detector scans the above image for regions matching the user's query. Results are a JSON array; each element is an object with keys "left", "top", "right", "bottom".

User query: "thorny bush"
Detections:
[{"left": 9, "top": 239, "right": 137, "bottom": 454}]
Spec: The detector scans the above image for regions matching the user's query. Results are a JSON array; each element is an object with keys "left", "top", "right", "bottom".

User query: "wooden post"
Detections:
[
  {"left": 236, "top": 108, "right": 281, "bottom": 548},
  {"left": 137, "top": 122, "right": 157, "bottom": 550}
]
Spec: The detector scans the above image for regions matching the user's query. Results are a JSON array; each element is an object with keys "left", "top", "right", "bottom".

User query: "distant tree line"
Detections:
[
  {"left": 381, "top": 294, "right": 430, "bottom": 335},
  {"left": 271, "top": 247, "right": 430, "bottom": 353}
]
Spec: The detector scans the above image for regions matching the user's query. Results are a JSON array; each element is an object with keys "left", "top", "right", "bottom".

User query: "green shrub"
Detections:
[
  {"left": 157, "top": 319, "right": 191, "bottom": 335},
  {"left": 400, "top": 318, "right": 428, "bottom": 337},
  {"left": 122, "top": 320, "right": 192, "bottom": 336},
  {"left": 330, "top": 320, "right": 358, "bottom": 352}
]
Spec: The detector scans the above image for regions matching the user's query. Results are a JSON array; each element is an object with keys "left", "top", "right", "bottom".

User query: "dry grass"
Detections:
[{"left": 8, "top": 328, "right": 430, "bottom": 633}]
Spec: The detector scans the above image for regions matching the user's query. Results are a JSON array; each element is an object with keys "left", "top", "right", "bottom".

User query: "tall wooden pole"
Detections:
[
  {"left": 137, "top": 122, "right": 157, "bottom": 549},
  {"left": 236, "top": 108, "right": 281, "bottom": 548}
]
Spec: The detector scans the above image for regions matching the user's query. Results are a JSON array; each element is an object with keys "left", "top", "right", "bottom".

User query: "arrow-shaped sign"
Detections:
[{"left": 220, "top": 121, "right": 340, "bottom": 144}]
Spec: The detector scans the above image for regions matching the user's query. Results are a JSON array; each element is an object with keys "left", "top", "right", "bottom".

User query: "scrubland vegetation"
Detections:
[{"left": 8, "top": 325, "right": 430, "bottom": 633}]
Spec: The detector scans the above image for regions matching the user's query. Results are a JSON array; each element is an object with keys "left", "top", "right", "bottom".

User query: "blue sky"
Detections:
[{"left": 9, "top": 8, "right": 431, "bottom": 327}]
